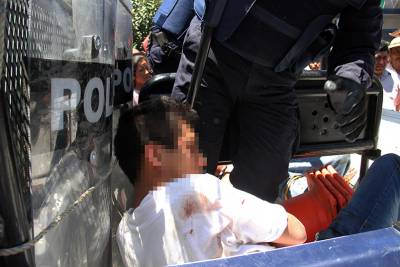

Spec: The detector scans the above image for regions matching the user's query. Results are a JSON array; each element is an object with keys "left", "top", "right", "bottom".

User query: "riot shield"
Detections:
[
  {"left": 111, "top": 0, "right": 134, "bottom": 266},
  {"left": 28, "top": 0, "right": 116, "bottom": 266},
  {"left": 114, "top": 0, "right": 133, "bottom": 106},
  {"left": 0, "top": 0, "right": 34, "bottom": 266}
]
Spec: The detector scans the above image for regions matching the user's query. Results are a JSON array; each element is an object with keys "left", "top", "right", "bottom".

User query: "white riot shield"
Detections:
[{"left": 28, "top": 1, "right": 116, "bottom": 266}]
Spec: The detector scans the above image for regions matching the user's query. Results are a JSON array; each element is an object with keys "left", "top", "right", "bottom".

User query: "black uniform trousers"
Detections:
[{"left": 172, "top": 16, "right": 300, "bottom": 202}]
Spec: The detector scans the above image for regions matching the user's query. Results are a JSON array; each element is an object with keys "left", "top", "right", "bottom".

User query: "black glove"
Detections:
[{"left": 324, "top": 75, "right": 367, "bottom": 143}]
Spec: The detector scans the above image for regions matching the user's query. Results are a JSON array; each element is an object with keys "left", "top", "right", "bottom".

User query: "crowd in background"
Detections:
[{"left": 374, "top": 35, "right": 400, "bottom": 111}]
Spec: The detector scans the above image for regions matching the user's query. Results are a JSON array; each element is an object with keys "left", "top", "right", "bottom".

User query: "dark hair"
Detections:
[
  {"left": 378, "top": 40, "right": 389, "bottom": 52},
  {"left": 133, "top": 53, "right": 152, "bottom": 88},
  {"left": 114, "top": 96, "right": 197, "bottom": 184}
]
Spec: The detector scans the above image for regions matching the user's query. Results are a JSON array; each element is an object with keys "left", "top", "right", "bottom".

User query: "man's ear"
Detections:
[{"left": 144, "top": 143, "right": 163, "bottom": 167}]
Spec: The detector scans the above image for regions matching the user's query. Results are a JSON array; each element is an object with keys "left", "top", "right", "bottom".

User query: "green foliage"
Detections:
[{"left": 131, "top": 0, "right": 161, "bottom": 49}]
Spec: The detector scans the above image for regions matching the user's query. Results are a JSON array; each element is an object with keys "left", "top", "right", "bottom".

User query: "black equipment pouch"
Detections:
[{"left": 150, "top": 28, "right": 182, "bottom": 57}]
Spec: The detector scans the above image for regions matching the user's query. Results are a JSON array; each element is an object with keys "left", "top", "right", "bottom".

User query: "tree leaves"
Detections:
[{"left": 131, "top": 0, "right": 161, "bottom": 49}]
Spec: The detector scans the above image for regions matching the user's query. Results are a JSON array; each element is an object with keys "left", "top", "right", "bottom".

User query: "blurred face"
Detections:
[
  {"left": 134, "top": 58, "right": 153, "bottom": 90},
  {"left": 390, "top": 47, "right": 400, "bottom": 73},
  {"left": 374, "top": 51, "right": 389, "bottom": 77},
  {"left": 160, "top": 120, "right": 206, "bottom": 179}
]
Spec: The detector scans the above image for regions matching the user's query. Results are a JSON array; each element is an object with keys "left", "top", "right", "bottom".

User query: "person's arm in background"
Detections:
[{"left": 325, "top": 0, "right": 383, "bottom": 142}]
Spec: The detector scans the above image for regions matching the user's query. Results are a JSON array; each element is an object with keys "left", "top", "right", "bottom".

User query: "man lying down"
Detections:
[{"left": 114, "top": 96, "right": 400, "bottom": 267}]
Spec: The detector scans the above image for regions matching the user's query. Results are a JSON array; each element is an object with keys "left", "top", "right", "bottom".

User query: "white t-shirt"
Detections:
[
  {"left": 380, "top": 70, "right": 395, "bottom": 110},
  {"left": 117, "top": 174, "right": 287, "bottom": 267},
  {"left": 379, "top": 66, "right": 400, "bottom": 111}
]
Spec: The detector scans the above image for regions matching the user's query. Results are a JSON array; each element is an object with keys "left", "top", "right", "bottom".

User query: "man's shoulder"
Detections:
[
  {"left": 168, "top": 173, "right": 221, "bottom": 188},
  {"left": 187, "top": 173, "right": 221, "bottom": 183},
  {"left": 165, "top": 173, "right": 235, "bottom": 206}
]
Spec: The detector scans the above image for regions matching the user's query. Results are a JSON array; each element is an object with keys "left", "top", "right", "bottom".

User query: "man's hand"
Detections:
[{"left": 324, "top": 76, "right": 367, "bottom": 142}]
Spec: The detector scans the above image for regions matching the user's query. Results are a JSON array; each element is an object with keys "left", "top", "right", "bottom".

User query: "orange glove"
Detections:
[
  {"left": 283, "top": 172, "right": 337, "bottom": 242},
  {"left": 322, "top": 166, "right": 353, "bottom": 204},
  {"left": 283, "top": 166, "right": 353, "bottom": 242}
]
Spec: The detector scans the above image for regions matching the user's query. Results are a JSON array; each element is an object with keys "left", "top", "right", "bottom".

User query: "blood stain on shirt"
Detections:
[
  {"left": 182, "top": 198, "right": 200, "bottom": 219},
  {"left": 181, "top": 193, "right": 222, "bottom": 220}
]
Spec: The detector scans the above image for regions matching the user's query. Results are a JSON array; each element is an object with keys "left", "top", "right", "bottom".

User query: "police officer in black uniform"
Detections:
[
  {"left": 147, "top": 0, "right": 197, "bottom": 74},
  {"left": 171, "top": 0, "right": 382, "bottom": 202}
]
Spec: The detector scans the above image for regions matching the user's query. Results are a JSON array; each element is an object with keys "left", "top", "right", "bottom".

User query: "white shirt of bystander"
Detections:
[
  {"left": 387, "top": 65, "right": 400, "bottom": 110},
  {"left": 116, "top": 174, "right": 287, "bottom": 267},
  {"left": 380, "top": 69, "right": 395, "bottom": 109}
]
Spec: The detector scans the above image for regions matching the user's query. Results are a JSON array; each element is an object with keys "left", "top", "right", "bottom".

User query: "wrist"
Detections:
[{"left": 331, "top": 60, "right": 371, "bottom": 89}]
